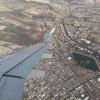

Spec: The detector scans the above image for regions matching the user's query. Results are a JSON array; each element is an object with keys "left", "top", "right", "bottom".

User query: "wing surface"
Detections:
[{"left": 0, "top": 28, "right": 55, "bottom": 100}]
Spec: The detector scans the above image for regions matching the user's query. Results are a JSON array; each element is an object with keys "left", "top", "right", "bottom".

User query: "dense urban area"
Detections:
[{"left": 0, "top": 0, "right": 100, "bottom": 100}]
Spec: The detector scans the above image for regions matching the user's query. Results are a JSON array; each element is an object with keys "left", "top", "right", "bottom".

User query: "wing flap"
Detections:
[{"left": 0, "top": 77, "right": 24, "bottom": 100}]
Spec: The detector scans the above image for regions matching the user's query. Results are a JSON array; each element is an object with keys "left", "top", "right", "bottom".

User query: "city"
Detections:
[{"left": 0, "top": 0, "right": 100, "bottom": 100}]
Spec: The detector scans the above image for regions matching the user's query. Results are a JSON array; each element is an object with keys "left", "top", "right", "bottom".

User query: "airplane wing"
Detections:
[{"left": 0, "top": 28, "right": 55, "bottom": 100}]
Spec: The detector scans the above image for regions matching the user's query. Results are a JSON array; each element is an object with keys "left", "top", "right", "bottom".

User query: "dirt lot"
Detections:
[{"left": 0, "top": 0, "right": 55, "bottom": 57}]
